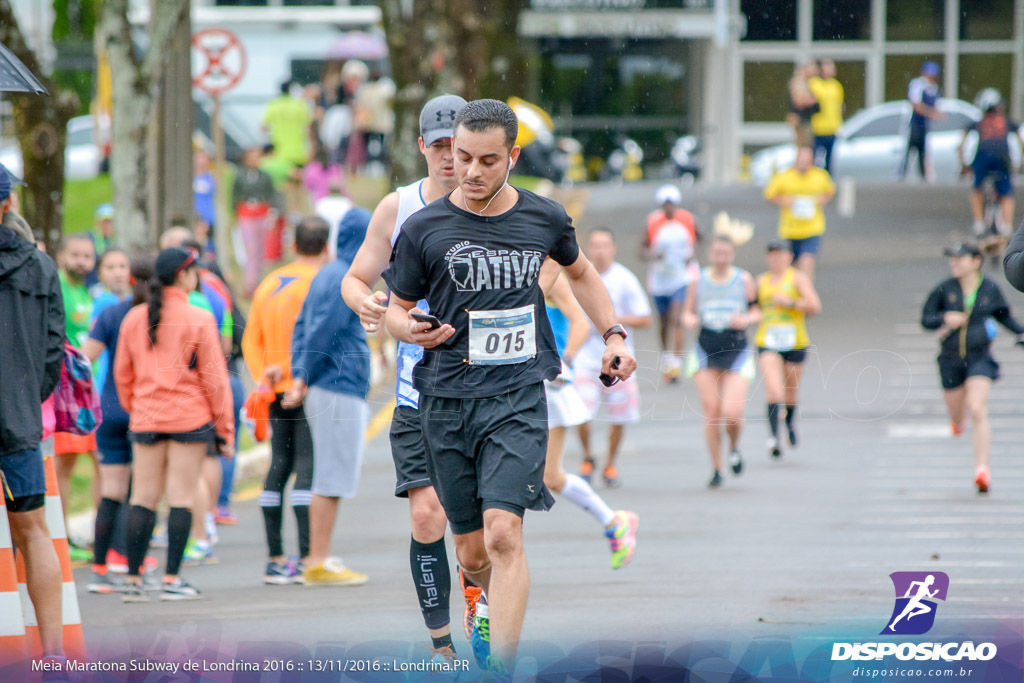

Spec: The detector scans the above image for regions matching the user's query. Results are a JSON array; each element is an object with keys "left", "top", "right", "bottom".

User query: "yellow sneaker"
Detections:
[{"left": 303, "top": 559, "right": 368, "bottom": 587}]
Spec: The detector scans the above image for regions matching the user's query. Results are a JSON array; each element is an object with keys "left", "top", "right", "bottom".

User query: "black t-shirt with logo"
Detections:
[{"left": 383, "top": 188, "right": 580, "bottom": 399}]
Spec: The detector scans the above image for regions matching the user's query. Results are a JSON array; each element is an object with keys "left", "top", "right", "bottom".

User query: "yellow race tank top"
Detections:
[{"left": 755, "top": 267, "right": 809, "bottom": 351}]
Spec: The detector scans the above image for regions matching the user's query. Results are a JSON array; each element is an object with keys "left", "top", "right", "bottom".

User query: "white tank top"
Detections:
[
  {"left": 391, "top": 179, "right": 427, "bottom": 247},
  {"left": 393, "top": 179, "right": 428, "bottom": 409}
]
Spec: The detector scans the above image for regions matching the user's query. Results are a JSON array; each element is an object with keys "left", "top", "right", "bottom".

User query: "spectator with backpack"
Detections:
[{"left": 0, "top": 166, "right": 70, "bottom": 670}]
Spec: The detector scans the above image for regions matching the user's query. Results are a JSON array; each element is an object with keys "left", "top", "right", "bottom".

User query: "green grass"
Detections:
[
  {"left": 67, "top": 455, "right": 97, "bottom": 516},
  {"left": 63, "top": 175, "right": 113, "bottom": 234}
]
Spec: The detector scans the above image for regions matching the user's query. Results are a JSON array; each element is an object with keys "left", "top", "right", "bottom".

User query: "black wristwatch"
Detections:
[{"left": 602, "top": 324, "right": 628, "bottom": 344}]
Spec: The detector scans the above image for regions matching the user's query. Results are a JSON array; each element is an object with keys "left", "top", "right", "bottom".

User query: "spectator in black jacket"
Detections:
[
  {"left": 1004, "top": 219, "right": 1024, "bottom": 292},
  {"left": 922, "top": 241, "right": 1024, "bottom": 494},
  {"left": 0, "top": 166, "right": 69, "bottom": 669}
]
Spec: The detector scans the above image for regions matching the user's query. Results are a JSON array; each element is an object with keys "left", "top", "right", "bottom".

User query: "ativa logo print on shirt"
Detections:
[{"left": 445, "top": 241, "right": 544, "bottom": 292}]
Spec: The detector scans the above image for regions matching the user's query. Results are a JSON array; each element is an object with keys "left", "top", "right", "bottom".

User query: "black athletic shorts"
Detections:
[
  {"left": 129, "top": 422, "right": 215, "bottom": 445},
  {"left": 418, "top": 382, "right": 554, "bottom": 535},
  {"left": 757, "top": 346, "right": 807, "bottom": 364},
  {"left": 390, "top": 406, "right": 433, "bottom": 497},
  {"left": 938, "top": 354, "right": 999, "bottom": 390},
  {"left": 697, "top": 328, "right": 750, "bottom": 372}
]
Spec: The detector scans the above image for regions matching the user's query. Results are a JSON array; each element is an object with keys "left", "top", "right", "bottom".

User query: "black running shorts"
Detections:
[
  {"left": 938, "top": 353, "right": 999, "bottom": 390},
  {"left": 418, "top": 383, "right": 554, "bottom": 535},
  {"left": 390, "top": 406, "right": 433, "bottom": 497}
]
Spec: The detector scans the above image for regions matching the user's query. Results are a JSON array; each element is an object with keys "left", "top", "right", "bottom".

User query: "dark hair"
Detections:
[
  {"left": 280, "top": 81, "right": 291, "bottom": 95},
  {"left": 130, "top": 255, "right": 156, "bottom": 308},
  {"left": 262, "top": 143, "right": 275, "bottom": 155},
  {"left": 59, "top": 233, "right": 95, "bottom": 254},
  {"left": 98, "top": 247, "right": 128, "bottom": 269},
  {"left": 294, "top": 216, "right": 330, "bottom": 256},
  {"left": 181, "top": 237, "right": 204, "bottom": 254},
  {"left": 148, "top": 259, "right": 196, "bottom": 347},
  {"left": 453, "top": 99, "right": 518, "bottom": 149},
  {"left": 589, "top": 228, "right": 615, "bottom": 243}
]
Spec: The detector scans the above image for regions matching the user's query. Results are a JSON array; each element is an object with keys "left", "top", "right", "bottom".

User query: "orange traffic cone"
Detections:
[
  {"left": 0, "top": 494, "right": 29, "bottom": 667},
  {"left": 11, "top": 453, "right": 86, "bottom": 663}
]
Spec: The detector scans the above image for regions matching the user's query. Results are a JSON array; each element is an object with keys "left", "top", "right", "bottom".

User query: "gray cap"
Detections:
[{"left": 420, "top": 94, "right": 467, "bottom": 146}]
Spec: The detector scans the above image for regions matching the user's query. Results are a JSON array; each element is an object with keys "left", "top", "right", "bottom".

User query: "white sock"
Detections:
[{"left": 559, "top": 473, "right": 616, "bottom": 527}]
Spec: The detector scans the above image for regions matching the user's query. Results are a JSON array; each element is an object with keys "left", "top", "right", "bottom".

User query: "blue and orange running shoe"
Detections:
[{"left": 470, "top": 595, "right": 490, "bottom": 669}]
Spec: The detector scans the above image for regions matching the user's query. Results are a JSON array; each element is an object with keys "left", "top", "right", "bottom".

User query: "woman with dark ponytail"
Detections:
[
  {"left": 82, "top": 256, "right": 157, "bottom": 593},
  {"left": 113, "top": 247, "right": 234, "bottom": 602}
]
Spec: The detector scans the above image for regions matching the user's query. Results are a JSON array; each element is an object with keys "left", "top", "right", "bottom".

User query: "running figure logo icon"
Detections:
[{"left": 882, "top": 572, "right": 949, "bottom": 635}]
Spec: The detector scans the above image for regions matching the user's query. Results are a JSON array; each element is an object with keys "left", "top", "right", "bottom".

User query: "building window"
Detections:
[
  {"left": 283, "top": 0, "right": 338, "bottom": 5},
  {"left": 741, "top": 0, "right": 797, "bottom": 41},
  {"left": 743, "top": 61, "right": 794, "bottom": 122},
  {"left": 813, "top": 0, "right": 871, "bottom": 41},
  {"left": 884, "top": 55, "right": 944, "bottom": 102},
  {"left": 958, "top": 54, "right": 1013, "bottom": 106},
  {"left": 215, "top": 0, "right": 269, "bottom": 5},
  {"left": 960, "top": 0, "right": 1014, "bottom": 40},
  {"left": 886, "top": 0, "right": 944, "bottom": 41},
  {"left": 830, "top": 60, "right": 865, "bottom": 116}
]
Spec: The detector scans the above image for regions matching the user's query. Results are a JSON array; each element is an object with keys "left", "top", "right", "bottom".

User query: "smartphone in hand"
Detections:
[{"left": 411, "top": 312, "right": 442, "bottom": 330}]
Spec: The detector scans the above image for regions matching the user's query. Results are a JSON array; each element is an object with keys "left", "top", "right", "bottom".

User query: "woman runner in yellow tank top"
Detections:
[{"left": 755, "top": 240, "right": 821, "bottom": 458}]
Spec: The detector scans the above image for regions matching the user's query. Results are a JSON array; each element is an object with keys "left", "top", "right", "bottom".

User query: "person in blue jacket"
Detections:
[{"left": 285, "top": 208, "right": 372, "bottom": 586}]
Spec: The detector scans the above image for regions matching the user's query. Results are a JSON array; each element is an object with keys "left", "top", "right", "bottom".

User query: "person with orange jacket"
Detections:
[
  {"left": 113, "top": 247, "right": 233, "bottom": 602},
  {"left": 242, "top": 216, "right": 330, "bottom": 584}
]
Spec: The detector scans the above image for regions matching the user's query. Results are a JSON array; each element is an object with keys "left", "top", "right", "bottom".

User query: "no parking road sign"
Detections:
[{"left": 192, "top": 28, "right": 246, "bottom": 95}]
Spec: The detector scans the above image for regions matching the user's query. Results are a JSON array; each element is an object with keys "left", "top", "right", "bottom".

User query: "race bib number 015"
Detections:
[{"left": 468, "top": 304, "right": 537, "bottom": 365}]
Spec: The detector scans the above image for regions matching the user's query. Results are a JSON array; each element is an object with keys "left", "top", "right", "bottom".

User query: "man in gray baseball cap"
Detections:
[
  {"left": 420, "top": 94, "right": 467, "bottom": 146},
  {"left": 339, "top": 91, "right": 469, "bottom": 660}
]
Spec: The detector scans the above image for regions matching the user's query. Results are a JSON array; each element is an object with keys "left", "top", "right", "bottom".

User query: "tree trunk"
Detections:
[
  {"left": 0, "top": 0, "right": 78, "bottom": 255},
  {"left": 99, "top": 0, "right": 189, "bottom": 253},
  {"left": 381, "top": 0, "right": 528, "bottom": 187}
]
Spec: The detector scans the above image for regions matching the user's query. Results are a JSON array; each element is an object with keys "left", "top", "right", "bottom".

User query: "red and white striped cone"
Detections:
[
  {"left": 12, "top": 453, "right": 86, "bottom": 663},
  {"left": 0, "top": 494, "right": 29, "bottom": 666}
]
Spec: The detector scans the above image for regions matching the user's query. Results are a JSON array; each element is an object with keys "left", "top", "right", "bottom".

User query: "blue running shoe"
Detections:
[
  {"left": 264, "top": 561, "right": 297, "bottom": 585},
  {"left": 470, "top": 597, "right": 490, "bottom": 669}
]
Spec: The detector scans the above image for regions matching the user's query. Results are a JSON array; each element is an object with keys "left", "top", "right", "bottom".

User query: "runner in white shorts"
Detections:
[
  {"left": 543, "top": 273, "right": 638, "bottom": 569},
  {"left": 575, "top": 229, "right": 652, "bottom": 488}
]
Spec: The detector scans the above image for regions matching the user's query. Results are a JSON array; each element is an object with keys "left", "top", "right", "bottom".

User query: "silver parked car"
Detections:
[
  {"left": 749, "top": 98, "right": 1020, "bottom": 186},
  {"left": 0, "top": 115, "right": 102, "bottom": 181}
]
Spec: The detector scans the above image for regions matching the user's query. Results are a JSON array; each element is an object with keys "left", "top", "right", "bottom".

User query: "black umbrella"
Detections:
[{"left": 0, "top": 41, "right": 47, "bottom": 94}]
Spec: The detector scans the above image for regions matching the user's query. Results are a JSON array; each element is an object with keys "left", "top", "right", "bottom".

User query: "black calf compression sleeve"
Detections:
[{"left": 410, "top": 536, "right": 452, "bottom": 630}]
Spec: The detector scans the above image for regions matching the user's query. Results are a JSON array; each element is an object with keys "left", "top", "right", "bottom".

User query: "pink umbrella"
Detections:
[{"left": 327, "top": 32, "right": 388, "bottom": 61}]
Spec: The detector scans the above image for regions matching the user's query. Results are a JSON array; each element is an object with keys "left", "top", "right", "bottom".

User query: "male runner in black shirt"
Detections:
[{"left": 384, "top": 99, "right": 635, "bottom": 679}]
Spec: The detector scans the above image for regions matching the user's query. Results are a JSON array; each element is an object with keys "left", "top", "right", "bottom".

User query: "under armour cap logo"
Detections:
[
  {"left": 436, "top": 109, "right": 456, "bottom": 123},
  {"left": 527, "top": 484, "right": 535, "bottom": 493}
]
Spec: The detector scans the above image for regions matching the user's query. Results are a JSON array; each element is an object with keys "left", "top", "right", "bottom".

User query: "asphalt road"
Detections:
[{"left": 70, "top": 180, "right": 1024, "bottom": 677}]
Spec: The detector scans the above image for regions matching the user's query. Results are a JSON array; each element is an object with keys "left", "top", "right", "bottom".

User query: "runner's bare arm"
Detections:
[
  {"left": 792, "top": 270, "right": 822, "bottom": 316},
  {"left": 384, "top": 294, "right": 455, "bottom": 348},
  {"left": 546, "top": 274, "right": 588, "bottom": 363},
  {"left": 561, "top": 252, "right": 637, "bottom": 379},
  {"left": 81, "top": 338, "right": 105, "bottom": 363},
  {"left": 539, "top": 257, "right": 561, "bottom": 294},
  {"left": 682, "top": 276, "right": 700, "bottom": 329},
  {"left": 341, "top": 192, "right": 400, "bottom": 330},
  {"left": 740, "top": 271, "right": 762, "bottom": 328}
]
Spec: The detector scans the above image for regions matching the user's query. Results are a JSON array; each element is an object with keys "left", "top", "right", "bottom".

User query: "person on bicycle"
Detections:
[{"left": 959, "top": 88, "right": 1024, "bottom": 237}]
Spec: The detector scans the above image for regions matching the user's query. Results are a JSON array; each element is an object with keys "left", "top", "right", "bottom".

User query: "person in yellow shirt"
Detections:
[
  {"left": 808, "top": 59, "right": 844, "bottom": 174},
  {"left": 754, "top": 240, "right": 821, "bottom": 459},
  {"left": 242, "top": 216, "right": 330, "bottom": 584},
  {"left": 763, "top": 146, "right": 836, "bottom": 281},
  {"left": 262, "top": 82, "right": 313, "bottom": 168}
]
